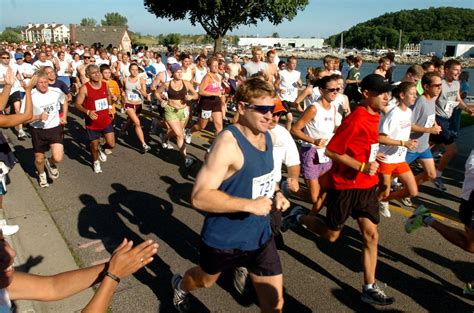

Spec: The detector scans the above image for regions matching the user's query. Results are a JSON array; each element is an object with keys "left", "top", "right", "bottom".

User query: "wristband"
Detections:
[
  {"left": 359, "top": 162, "right": 366, "bottom": 173},
  {"left": 400, "top": 140, "right": 405, "bottom": 147},
  {"left": 86, "top": 110, "right": 90, "bottom": 116},
  {"left": 105, "top": 271, "right": 120, "bottom": 283},
  {"left": 273, "top": 190, "right": 283, "bottom": 197}
]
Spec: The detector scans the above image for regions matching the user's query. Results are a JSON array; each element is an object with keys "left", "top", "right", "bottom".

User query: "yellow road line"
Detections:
[{"left": 389, "top": 203, "right": 463, "bottom": 226}]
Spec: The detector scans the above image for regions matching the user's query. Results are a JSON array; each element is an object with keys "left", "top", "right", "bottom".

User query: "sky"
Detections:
[{"left": 1, "top": 0, "right": 473, "bottom": 38}]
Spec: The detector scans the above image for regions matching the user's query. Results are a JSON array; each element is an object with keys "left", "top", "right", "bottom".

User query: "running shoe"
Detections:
[
  {"left": 44, "top": 158, "right": 59, "bottom": 179},
  {"left": 93, "top": 161, "right": 102, "bottom": 173},
  {"left": 405, "top": 205, "right": 431, "bottom": 234},
  {"left": 379, "top": 201, "right": 391, "bottom": 218},
  {"left": 361, "top": 283, "right": 395, "bottom": 305},
  {"left": 184, "top": 129, "right": 192, "bottom": 144},
  {"left": 433, "top": 177, "right": 447, "bottom": 191},
  {"left": 17, "top": 129, "right": 27, "bottom": 140},
  {"left": 463, "top": 281, "right": 474, "bottom": 296},
  {"left": 185, "top": 156, "right": 195, "bottom": 168},
  {"left": 38, "top": 172, "right": 49, "bottom": 188},
  {"left": 0, "top": 219, "right": 19, "bottom": 236},
  {"left": 233, "top": 267, "right": 250, "bottom": 295},
  {"left": 171, "top": 274, "right": 190, "bottom": 313},
  {"left": 281, "top": 206, "right": 305, "bottom": 232},
  {"left": 98, "top": 145, "right": 107, "bottom": 162},
  {"left": 400, "top": 197, "right": 413, "bottom": 207},
  {"left": 104, "top": 148, "right": 113, "bottom": 155},
  {"left": 142, "top": 143, "right": 151, "bottom": 153}
]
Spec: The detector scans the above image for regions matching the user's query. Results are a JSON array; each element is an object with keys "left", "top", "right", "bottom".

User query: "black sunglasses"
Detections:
[
  {"left": 243, "top": 102, "right": 275, "bottom": 114},
  {"left": 323, "top": 87, "right": 341, "bottom": 93}
]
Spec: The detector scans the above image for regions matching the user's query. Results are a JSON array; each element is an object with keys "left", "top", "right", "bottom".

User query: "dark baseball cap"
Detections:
[{"left": 360, "top": 74, "right": 394, "bottom": 93}]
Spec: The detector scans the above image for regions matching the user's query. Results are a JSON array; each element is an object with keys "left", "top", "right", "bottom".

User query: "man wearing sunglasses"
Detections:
[{"left": 172, "top": 78, "right": 290, "bottom": 313}]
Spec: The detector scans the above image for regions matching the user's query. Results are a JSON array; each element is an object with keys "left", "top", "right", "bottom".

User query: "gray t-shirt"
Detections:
[
  {"left": 411, "top": 95, "right": 437, "bottom": 153},
  {"left": 435, "top": 79, "right": 460, "bottom": 119}
]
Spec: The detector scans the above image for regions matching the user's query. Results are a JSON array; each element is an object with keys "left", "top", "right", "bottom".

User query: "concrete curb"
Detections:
[{"left": 4, "top": 136, "right": 93, "bottom": 313}]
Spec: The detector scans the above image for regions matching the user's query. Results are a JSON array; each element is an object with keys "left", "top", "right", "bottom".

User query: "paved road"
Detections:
[{"left": 8, "top": 108, "right": 474, "bottom": 312}]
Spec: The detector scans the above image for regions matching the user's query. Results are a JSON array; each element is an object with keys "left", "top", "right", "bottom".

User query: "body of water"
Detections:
[{"left": 291, "top": 58, "right": 474, "bottom": 96}]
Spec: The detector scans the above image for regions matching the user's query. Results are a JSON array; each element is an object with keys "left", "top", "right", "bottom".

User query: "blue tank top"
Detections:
[{"left": 201, "top": 125, "right": 275, "bottom": 251}]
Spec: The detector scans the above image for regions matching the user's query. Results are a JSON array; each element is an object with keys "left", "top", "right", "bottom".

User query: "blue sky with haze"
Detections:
[{"left": 1, "top": 0, "right": 472, "bottom": 38}]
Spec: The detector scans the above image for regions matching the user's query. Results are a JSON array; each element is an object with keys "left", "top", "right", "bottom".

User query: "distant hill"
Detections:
[{"left": 327, "top": 7, "right": 474, "bottom": 49}]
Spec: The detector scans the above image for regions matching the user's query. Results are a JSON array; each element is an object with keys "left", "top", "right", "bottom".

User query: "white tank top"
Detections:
[
  {"left": 194, "top": 66, "right": 207, "bottom": 91},
  {"left": 119, "top": 62, "right": 130, "bottom": 79},
  {"left": 57, "top": 59, "right": 70, "bottom": 76},
  {"left": 331, "top": 93, "right": 345, "bottom": 126},
  {"left": 303, "top": 101, "right": 336, "bottom": 147},
  {"left": 303, "top": 86, "right": 321, "bottom": 110}
]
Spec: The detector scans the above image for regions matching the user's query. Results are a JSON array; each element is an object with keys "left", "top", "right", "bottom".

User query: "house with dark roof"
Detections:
[
  {"left": 22, "top": 23, "right": 69, "bottom": 43},
  {"left": 70, "top": 25, "right": 132, "bottom": 52}
]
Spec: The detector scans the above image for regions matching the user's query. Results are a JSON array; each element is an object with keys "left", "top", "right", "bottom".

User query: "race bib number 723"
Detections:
[{"left": 252, "top": 172, "right": 275, "bottom": 199}]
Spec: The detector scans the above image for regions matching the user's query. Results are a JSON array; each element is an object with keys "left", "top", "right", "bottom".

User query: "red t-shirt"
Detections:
[
  {"left": 83, "top": 81, "right": 112, "bottom": 130},
  {"left": 326, "top": 106, "right": 380, "bottom": 190}
]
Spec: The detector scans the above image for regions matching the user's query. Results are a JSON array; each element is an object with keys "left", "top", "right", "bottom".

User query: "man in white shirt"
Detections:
[
  {"left": 24, "top": 70, "right": 67, "bottom": 188},
  {"left": 277, "top": 56, "right": 302, "bottom": 130}
]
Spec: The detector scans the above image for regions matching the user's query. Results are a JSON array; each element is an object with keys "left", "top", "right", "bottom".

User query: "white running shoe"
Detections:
[
  {"left": 93, "top": 161, "right": 102, "bottom": 173},
  {"left": 0, "top": 219, "right": 19, "bottom": 236},
  {"left": 379, "top": 201, "right": 391, "bottom": 218},
  {"left": 98, "top": 145, "right": 107, "bottom": 162},
  {"left": 44, "top": 158, "right": 59, "bottom": 179},
  {"left": 184, "top": 129, "right": 192, "bottom": 144},
  {"left": 38, "top": 172, "right": 49, "bottom": 188},
  {"left": 142, "top": 143, "right": 151, "bottom": 153}
]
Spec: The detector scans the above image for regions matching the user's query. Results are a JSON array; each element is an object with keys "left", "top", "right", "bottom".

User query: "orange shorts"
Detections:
[{"left": 378, "top": 161, "right": 411, "bottom": 175}]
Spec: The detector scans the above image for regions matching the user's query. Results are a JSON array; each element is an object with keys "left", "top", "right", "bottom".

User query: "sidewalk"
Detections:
[{"left": 3, "top": 142, "right": 93, "bottom": 312}]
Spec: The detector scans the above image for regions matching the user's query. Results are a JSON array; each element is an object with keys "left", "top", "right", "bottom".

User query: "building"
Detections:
[
  {"left": 420, "top": 40, "right": 474, "bottom": 58},
  {"left": 238, "top": 37, "right": 324, "bottom": 49},
  {"left": 70, "top": 25, "right": 132, "bottom": 52},
  {"left": 22, "top": 23, "right": 69, "bottom": 43}
]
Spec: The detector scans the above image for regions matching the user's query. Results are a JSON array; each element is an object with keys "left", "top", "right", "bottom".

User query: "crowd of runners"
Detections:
[{"left": 0, "top": 41, "right": 472, "bottom": 312}]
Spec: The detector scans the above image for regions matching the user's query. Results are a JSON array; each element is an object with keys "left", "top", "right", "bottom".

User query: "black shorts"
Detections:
[
  {"left": 459, "top": 191, "right": 474, "bottom": 229},
  {"left": 30, "top": 125, "right": 63, "bottom": 153},
  {"left": 430, "top": 116, "right": 455, "bottom": 145},
  {"left": 86, "top": 123, "right": 114, "bottom": 141},
  {"left": 199, "top": 238, "right": 282, "bottom": 277},
  {"left": 325, "top": 186, "right": 380, "bottom": 230},
  {"left": 198, "top": 96, "right": 221, "bottom": 113},
  {"left": 7, "top": 91, "right": 22, "bottom": 111}
]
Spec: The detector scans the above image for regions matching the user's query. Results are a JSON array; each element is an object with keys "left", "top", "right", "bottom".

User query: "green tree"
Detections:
[
  {"left": 272, "top": 32, "right": 280, "bottom": 38},
  {"left": 144, "top": 0, "right": 309, "bottom": 52},
  {"left": 0, "top": 30, "right": 22, "bottom": 43},
  {"left": 160, "top": 33, "right": 181, "bottom": 47},
  {"left": 80, "top": 18, "right": 97, "bottom": 27},
  {"left": 101, "top": 12, "right": 128, "bottom": 26}
]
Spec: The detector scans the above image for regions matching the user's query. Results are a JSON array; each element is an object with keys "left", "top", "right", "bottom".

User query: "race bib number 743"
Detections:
[{"left": 252, "top": 172, "right": 275, "bottom": 199}]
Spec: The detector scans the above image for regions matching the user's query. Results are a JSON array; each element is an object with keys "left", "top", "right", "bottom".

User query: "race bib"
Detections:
[
  {"left": 146, "top": 77, "right": 152, "bottom": 85},
  {"left": 316, "top": 148, "right": 330, "bottom": 163},
  {"left": 252, "top": 172, "right": 275, "bottom": 199},
  {"left": 369, "top": 143, "right": 379, "bottom": 162},
  {"left": 126, "top": 92, "right": 140, "bottom": 101},
  {"left": 201, "top": 109, "right": 212, "bottom": 119},
  {"left": 424, "top": 114, "right": 435, "bottom": 128},
  {"left": 43, "top": 102, "right": 56, "bottom": 114},
  {"left": 396, "top": 146, "right": 408, "bottom": 158},
  {"left": 94, "top": 98, "right": 108, "bottom": 111},
  {"left": 184, "top": 106, "right": 190, "bottom": 118},
  {"left": 445, "top": 101, "right": 459, "bottom": 117}
]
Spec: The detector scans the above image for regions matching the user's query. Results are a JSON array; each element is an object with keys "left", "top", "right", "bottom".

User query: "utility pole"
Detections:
[{"left": 398, "top": 29, "right": 402, "bottom": 53}]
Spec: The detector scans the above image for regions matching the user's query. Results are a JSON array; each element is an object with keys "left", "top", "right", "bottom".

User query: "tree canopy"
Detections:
[
  {"left": 101, "top": 12, "right": 128, "bottom": 26},
  {"left": 80, "top": 18, "right": 97, "bottom": 27},
  {"left": 0, "top": 30, "right": 21, "bottom": 43},
  {"left": 327, "top": 7, "right": 474, "bottom": 49},
  {"left": 144, "top": 0, "right": 309, "bottom": 52}
]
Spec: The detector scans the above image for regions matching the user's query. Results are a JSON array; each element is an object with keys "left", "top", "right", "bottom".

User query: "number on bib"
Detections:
[
  {"left": 127, "top": 92, "right": 140, "bottom": 101},
  {"left": 201, "top": 109, "right": 212, "bottom": 119},
  {"left": 252, "top": 172, "right": 275, "bottom": 199},
  {"left": 445, "top": 101, "right": 459, "bottom": 117},
  {"left": 424, "top": 114, "right": 435, "bottom": 128},
  {"left": 316, "top": 148, "right": 330, "bottom": 163},
  {"left": 369, "top": 143, "right": 379, "bottom": 162},
  {"left": 94, "top": 98, "right": 108, "bottom": 111}
]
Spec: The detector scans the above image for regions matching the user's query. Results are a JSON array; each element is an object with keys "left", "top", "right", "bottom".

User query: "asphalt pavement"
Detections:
[{"left": 3, "top": 108, "right": 474, "bottom": 313}]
